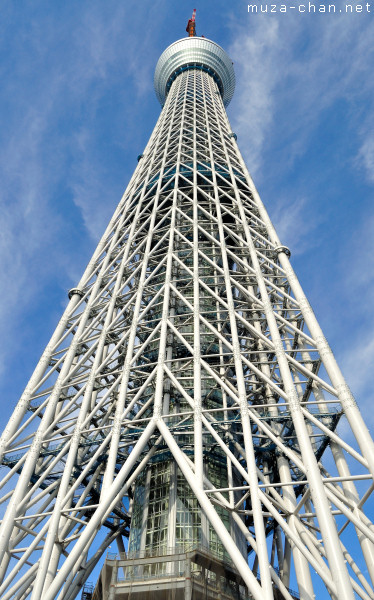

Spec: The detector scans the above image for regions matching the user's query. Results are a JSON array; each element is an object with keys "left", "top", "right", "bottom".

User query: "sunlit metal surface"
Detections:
[{"left": 154, "top": 37, "right": 235, "bottom": 106}]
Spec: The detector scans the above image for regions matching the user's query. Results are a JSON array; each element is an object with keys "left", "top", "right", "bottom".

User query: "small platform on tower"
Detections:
[{"left": 90, "top": 546, "right": 300, "bottom": 600}]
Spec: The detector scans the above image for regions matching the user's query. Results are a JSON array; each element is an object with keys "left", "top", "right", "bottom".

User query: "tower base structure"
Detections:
[{"left": 90, "top": 548, "right": 300, "bottom": 600}]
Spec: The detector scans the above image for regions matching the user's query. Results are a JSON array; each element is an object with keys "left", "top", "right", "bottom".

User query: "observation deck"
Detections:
[{"left": 154, "top": 37, "right": 236, "bottom": 107}]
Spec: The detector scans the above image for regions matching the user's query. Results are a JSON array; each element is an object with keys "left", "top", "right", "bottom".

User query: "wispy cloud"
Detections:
[
  {"left": 228, "top": 12, "right": 374, "bottom": 181},
  {"left": 69, "top": 128, "right": 118, "bottom": 241},
  {"left": 226, "top": 11, "right": 374, "bottom": 431},
  {"left": 341, "top": 331, "right": 374, "bottom": 400},
  {"left": 357, "top": 135, "right": 374, "bottom": 184},
  {"left": 0, "top": 2, "right": 164, "bottom": 380},
  {"left": 339, "top": 318, "right": 374, "bottom": 431},
  {"left": 322, "top": 210, "right": 374, "bottom": 426},
  {"left": 0, "top": 95, "right": 65, "bottom": 374},
  {"left": 270, "top": 195, "right": 322, "bottom": 256},
  {"left": 227, "top": 16, "right": 283, "bottom": 173},
  {"left": 64, "top": 4, "right": 164, "bottom": 241},
  {"left": 344, "top": 213, "right": 374, "bottom": 294}
]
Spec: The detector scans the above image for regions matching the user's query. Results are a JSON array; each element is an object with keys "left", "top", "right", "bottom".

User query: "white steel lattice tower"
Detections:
[{"left": 1, "top": 30, "right": 374, "bottom": 600}]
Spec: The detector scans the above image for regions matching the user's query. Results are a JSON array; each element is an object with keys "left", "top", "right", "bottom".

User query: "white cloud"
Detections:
[
  {"left": 227, "top": 16, "right": 283, "bottom": 173},
  {"left": 0, "top": 1, "right": 168, "bottom": 382},
  {"left": 225, "top": 10, "right": 374, "bottom": 433},
  {"left": 227, "top": 11, "right": 374, "bottom": 181},
  {"left": 69, "top": 3, "right": 161, "bottom": 100},
  {"left": 69, "top": 128, "right": 117, "bottom": 241},
  {"left": 339, "top": 327, "right": 374, "bottom": 431},
  {"left": 343, "top": 213, "right": 374, "bottom": 305},
  {"left": 270, "top": 195, "right": 322, "bottom": 256},
  {"left": 63, "top": 4, "right": 163, "bottom": 240},
  {"left": 324, "top": 212, "right": 374, "bottom": 428},
  {"left": 0, "top": 98, "right": 65, "bottom": 374},
  {"left": 357, "top": 135, "right": 374, "bottom": 184}
]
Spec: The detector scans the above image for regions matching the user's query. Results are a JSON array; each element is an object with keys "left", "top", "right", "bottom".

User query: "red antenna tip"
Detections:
[{"left": 186, "top": 9, "right": 197, "bottom": 36}]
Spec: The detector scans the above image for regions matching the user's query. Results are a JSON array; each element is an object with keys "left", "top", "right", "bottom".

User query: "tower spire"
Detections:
[{"left": 186, "top": 8, "right": 196, "bottom": 36}]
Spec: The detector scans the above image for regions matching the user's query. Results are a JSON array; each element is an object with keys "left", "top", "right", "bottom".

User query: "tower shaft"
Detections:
[{"left": 0, "top": 34, "right": 373, "bottom": 600}]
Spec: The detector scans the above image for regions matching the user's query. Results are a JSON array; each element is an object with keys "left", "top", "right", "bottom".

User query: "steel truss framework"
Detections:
[{"left": 0, "top": 44, "right": 374, "bottom": 600}]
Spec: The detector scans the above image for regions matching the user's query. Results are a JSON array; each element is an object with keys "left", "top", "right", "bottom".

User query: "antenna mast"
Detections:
[{"left": 186, "top": 8, "right": 196, "bottom": 37}]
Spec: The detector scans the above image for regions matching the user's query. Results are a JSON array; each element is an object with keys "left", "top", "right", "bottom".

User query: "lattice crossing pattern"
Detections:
[{"left": 0, "top": 36, "right": 374, "bottom": 600}]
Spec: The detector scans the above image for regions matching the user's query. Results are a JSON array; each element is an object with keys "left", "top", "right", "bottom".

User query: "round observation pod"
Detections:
[{"left": 154, "top": 37, "right": 236, "bottom": 108}]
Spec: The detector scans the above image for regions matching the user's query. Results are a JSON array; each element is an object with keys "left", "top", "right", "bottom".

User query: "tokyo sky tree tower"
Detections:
[{"left": 1, "top": 15, "right": 374, "bottom": 600}]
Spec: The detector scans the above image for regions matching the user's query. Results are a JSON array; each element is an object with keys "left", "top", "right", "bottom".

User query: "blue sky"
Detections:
[
  {"left": 0, "top": 0, "right": 373, "bottom": 592},
  {"left": 2, "top": 1, "right": 373, "bottom": 430}
]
